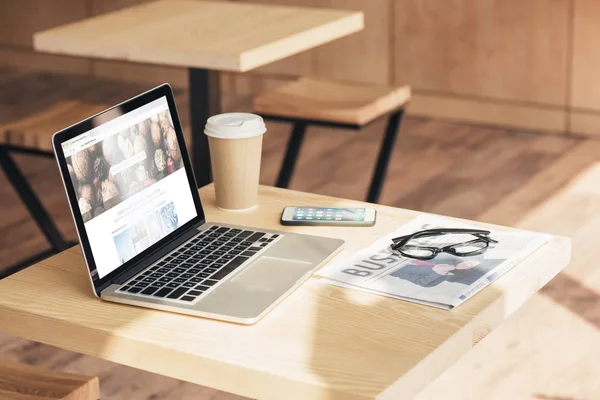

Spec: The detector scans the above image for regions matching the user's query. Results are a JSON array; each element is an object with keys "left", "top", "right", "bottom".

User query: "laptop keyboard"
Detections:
[{"left": 118, "top": 226, "right": 281, "bottom": 303}]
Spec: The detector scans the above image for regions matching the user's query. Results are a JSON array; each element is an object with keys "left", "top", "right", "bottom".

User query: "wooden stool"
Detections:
[
  {"left": 254, "top": 78, "right": 411, "bottom": 203},
  {"left": 0, "top": 68, "right": 169, "bottom": 277},
  {"left": 0, "top": 358, "right": 99, "bottom": 399}
]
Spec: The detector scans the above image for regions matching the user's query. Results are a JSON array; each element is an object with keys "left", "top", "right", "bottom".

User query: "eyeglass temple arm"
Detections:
[{"left": 391, "top": 228, "right": 492, "bottom": 243}]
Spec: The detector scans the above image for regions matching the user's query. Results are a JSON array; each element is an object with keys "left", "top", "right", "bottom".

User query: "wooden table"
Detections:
[
  {"left": 32, "top": 0, "right": 364, "bottom": 187},
  {"left": 0, "top": 186, "right": 570, "bottom": 399}
]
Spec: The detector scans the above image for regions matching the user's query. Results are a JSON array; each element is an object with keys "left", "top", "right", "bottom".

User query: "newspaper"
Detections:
[{"left": 317, "top": 214, "right": 550, "bottom": 309}]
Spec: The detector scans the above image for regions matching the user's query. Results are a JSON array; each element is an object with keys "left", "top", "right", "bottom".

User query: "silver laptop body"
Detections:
[
  {"left": 101, "top": 222, "right": 342, "bottom": 324},
  {"left": 53, "top": 84, "right": 344, "bottom": 324}
]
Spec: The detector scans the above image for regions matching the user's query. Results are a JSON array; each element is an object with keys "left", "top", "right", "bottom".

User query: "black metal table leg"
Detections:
[
  {"left": 0, "top": 145, "right": 78, "bottom": 278},
  {"left": 276, "top": 122, "right": 308, "bottom": 188},
  {"left": 0, "top": 248, "right": 58, "bottom": 279},
  {"left": 0, "top": 145, "right": 69, "bottom": 251},
  {"left": 366, "top": 109, "right": 405, "bottom": 204},
  {"left": 189, "top": 68, "right": 221, "bottom": 188}
]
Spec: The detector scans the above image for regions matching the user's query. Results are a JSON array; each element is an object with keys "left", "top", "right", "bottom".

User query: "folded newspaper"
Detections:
[{"left": 317, "top": 214, "right": 550, "bottom": 309}]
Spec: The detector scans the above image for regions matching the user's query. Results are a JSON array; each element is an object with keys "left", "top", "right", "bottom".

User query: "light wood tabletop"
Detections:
[
  {"left": 33, "top": 0, "right": 364, "bottom": 72},
  {"left": 0, "top": 185, "right": 570, "bottom": 400},
  {"left": 31, "top": 0, "right": 364, "bottom": 187}
]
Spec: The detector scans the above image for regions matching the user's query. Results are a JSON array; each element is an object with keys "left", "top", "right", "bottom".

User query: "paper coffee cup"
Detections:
[{"left": 205, "top": 113, "right": 266, "bottom": 211}]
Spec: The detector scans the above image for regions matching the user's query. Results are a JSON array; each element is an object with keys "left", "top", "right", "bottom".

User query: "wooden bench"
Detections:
[
  {"left": 0, "top": 68, "right": 189, "bottom": 151},
  {"left": 0, "top": 358, "right": 99, "bottom": 399},
  {"left": 0, "top": 68, "right": 185, "bottom": 276},
  {"left": 254, "top": 77, "right": 411, "bottom": 203}
]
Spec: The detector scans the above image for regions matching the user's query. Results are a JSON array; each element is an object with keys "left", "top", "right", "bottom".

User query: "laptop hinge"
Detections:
[{"left": 97, "top": 221, "right": 205, "bottom": 293}]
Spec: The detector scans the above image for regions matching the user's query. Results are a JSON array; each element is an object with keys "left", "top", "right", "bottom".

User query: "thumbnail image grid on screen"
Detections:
[{"left": 65, "top": 110, "right": 183, "bottom": 223}]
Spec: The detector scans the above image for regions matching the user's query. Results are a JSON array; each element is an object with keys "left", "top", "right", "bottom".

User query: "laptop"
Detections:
[{"left": 53, "top": 84, "right": 344, "bottom": 324}]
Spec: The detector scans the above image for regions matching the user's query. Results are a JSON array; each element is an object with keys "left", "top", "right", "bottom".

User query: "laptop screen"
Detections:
[{"left": 60, "top": 96, "right": 197, "bottom": 279}]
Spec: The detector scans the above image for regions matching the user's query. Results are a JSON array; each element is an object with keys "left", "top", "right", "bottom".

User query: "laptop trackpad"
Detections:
[
  {"left": 231, "top": 256, "right": 312, "bottom": 290},
  {"left": 193, "top": 256, "right": 313, "bottom": 321}
]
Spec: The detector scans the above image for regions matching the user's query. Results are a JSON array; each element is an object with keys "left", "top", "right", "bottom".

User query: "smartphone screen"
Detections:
[{"left": 292, "top": 207, "right": 367, "bottom": 222}]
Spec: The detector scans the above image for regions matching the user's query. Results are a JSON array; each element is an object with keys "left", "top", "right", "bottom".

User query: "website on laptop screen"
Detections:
[{"left": 61, "top": 97, "right": 197, "bottom": 279}]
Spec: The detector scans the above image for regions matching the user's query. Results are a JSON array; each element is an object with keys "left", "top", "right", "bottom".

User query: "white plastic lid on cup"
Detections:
[{"left": 204, "top": 113, "right": 266, "bottom": 139}]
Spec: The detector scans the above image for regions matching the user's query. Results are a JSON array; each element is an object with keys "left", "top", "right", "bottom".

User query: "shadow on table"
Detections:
[{"left": 306, "top": 268, "right": 506, "bottom": 399}]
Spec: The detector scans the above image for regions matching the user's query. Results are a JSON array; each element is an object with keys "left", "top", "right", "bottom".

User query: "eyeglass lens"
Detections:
[
  {"left": 449, "top": 240, "right": 487, "bottom": 255},
  {"left": 399, "top": 247, "right": 436, "bottom": 258}
]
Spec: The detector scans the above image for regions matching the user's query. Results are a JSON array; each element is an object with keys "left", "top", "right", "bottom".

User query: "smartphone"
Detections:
[{"left": 281, "top": 206, "right": 376, "bottom": 226}]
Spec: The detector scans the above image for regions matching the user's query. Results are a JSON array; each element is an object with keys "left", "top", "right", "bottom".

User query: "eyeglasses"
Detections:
[{"left": 390, "top": 228, "right": 498, "bottom": 260}]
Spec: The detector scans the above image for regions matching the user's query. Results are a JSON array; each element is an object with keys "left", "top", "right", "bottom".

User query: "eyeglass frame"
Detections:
[{"left": 390, "top": 228, "right": 498, "bottom": 260}]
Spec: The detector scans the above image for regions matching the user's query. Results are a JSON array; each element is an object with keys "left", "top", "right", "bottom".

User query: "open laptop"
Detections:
[{"left": 53, "top": 84, "right": 344, "bottom": 324}]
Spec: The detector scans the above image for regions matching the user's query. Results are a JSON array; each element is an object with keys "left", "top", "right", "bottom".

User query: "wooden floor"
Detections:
[{"left": 1, "top": 105, "right": 599, "bottom": 399}]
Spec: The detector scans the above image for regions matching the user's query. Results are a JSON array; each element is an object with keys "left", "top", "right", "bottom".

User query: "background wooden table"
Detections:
[
  {"left": 32, "top": 0, "right": 364, "bottom": 187},
  {"left": 0, "top": 185, "right": 570, "bottom": 400}
]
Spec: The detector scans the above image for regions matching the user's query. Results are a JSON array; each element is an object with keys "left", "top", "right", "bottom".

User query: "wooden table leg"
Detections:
[{"left": 188, "top": 68, "right": 221, "bottom": 188}]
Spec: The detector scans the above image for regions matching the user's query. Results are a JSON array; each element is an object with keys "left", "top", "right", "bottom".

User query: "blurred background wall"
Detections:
[{"left": 2, "top": 0, "right": 599, "bottom": 137}]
